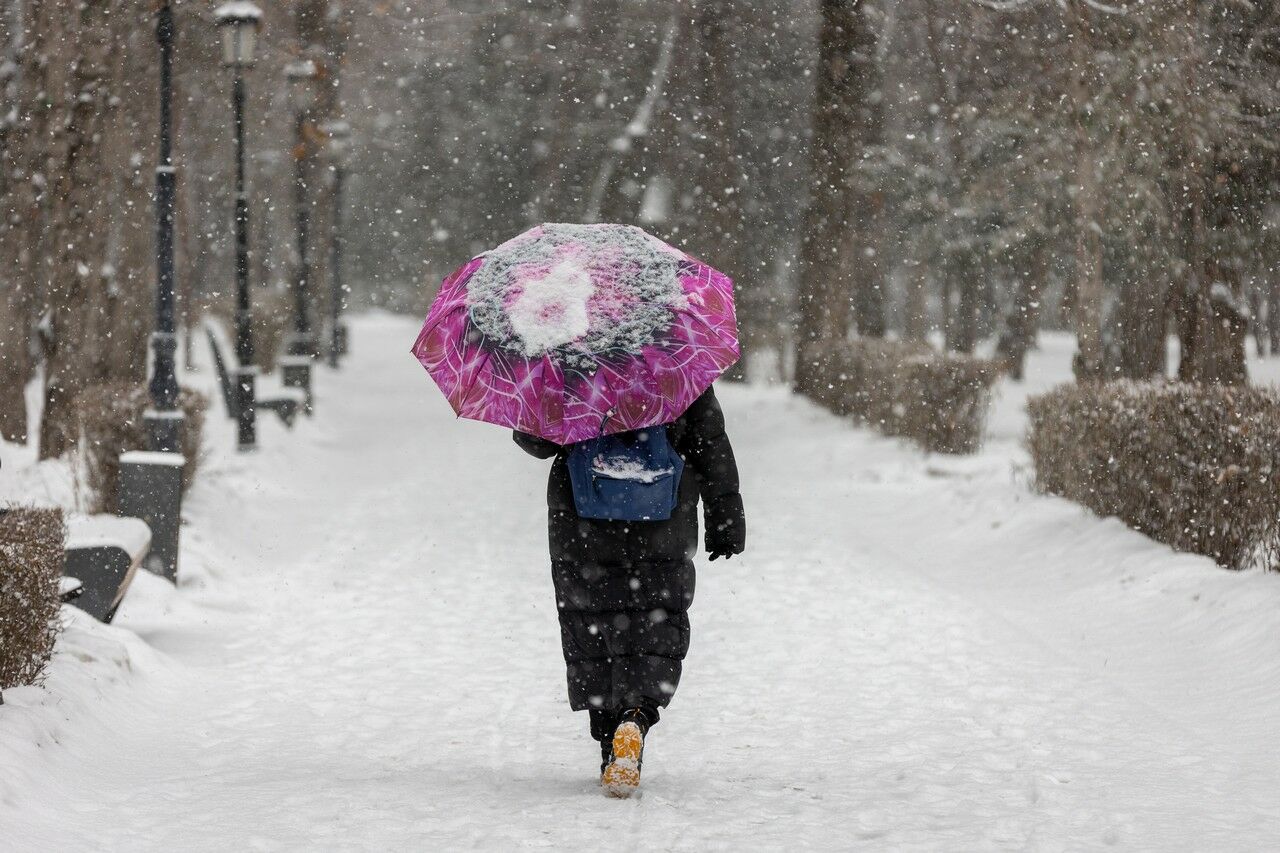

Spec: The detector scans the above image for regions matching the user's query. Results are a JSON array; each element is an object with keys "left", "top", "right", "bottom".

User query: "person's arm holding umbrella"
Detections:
[
  {"left": 679, "top": 387, "right": 745, "bottom": 561},
  {"left": 513, "top": 430, "right": 560, "bottom": 459}
]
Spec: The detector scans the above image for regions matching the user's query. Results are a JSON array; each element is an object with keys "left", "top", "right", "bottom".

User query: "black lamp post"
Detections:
[
  {"left": 285, "top": 59, "right": 321, "bottom": 359},
  {"left": 147, "top": 0, "right": 182, "bottom": 454},
  {"left": 321, "top": 119, "right": 350, "bottom": 368},
  {"left": 121, "top": 0, "right": 186, "bottom": 582},
  {"left": 216, "top": 2, "right": 263, "bottom": 452}
]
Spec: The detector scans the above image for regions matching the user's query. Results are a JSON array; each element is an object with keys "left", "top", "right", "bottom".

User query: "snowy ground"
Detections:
[{"left": 4, "top": 315, "right": 1280, "bottom": 850}]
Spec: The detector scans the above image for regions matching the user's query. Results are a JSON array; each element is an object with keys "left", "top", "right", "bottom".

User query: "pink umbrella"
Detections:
[{"left": 412, "top": 223, "right": 738, "bottom": 445}]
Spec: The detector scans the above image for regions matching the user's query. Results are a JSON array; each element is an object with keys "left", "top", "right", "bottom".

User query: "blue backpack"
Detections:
[{"left": 567, "top": 425, "right": 684, "bottom": 521}]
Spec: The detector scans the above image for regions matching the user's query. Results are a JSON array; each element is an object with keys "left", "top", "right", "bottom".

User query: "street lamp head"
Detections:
[
  {"left": 215, "top": 2, "right": 263, "bottom": 68},
  {"left": 321, "top": 120, "right": 351, "bottom": 159},
  {"left": 285, "top": 59, "right": 321, "bottom": 113}
]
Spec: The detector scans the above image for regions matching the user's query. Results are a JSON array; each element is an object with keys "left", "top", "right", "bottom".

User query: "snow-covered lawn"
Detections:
[{"left": 4, "top": 315, "right": 1280, "bottom": 850}]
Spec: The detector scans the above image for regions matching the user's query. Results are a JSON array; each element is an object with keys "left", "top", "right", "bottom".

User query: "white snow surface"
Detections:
[
  {"left": 118, "top": 450, "right": 186, "bottom": 467},
  {"left": 591, "top": 454, "right": 674, "bottom": 483},
  {"left": 506, "top": 259, "right": 594, "bottom": 356},
  {"left": 213, "top": 1, "right": 263, "bottom": 22},
  {"left": 466, "top": 223, "right": 688, "bottom": 368},
  {"left": 4, "top": 316, "right": 1280, "bottom": 850},
  {"left": 66, "top": 514, "right": 152, "bottom": 556}
]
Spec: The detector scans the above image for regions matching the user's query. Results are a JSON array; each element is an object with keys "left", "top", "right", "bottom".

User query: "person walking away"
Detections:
[{"left": 514, "top": 385, "right": 745, "bottom": 797}]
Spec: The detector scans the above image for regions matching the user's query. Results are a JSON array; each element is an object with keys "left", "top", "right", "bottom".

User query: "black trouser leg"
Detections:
[
  {"left": 593, "top": 704, "right": 661, "bottom": 770},
  {"left": 589, "top": 709, "right": 617, "bottom": 743},
  {"left": 591, "top": 709, "right": 616, "bottom": 770},
  {"left": 590, "top": 704, "right": 660, "bottom": 743}
]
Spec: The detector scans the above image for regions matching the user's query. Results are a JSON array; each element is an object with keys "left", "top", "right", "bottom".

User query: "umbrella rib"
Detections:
[{"left": 673, "top": 306, "right": 738, "bottom": 354}]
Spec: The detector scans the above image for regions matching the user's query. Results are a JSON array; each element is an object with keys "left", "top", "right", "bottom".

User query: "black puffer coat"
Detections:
[{"left": 514, "top": 386, "right": 744, "bottom": 713}]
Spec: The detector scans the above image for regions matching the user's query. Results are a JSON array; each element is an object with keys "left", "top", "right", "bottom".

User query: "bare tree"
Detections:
[
  {"left": 1064, "top": 1, "right": 1105, "bottom": 378},
  {"left": 795, "top": 0, "right": 880, "bottom": 393},
  {"left": 584, "top": 12, "right": 678, "bottom": 224},
  {"left": 0, "top": 0, "right": 162, "bottom": 457},
  {"left": 0, "top": 0, "right": 32, "bottom": 442}
]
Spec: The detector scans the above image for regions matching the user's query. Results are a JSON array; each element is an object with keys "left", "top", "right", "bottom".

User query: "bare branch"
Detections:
[{"left": 584, "top": 12, "right": 679, "bottom": 223}]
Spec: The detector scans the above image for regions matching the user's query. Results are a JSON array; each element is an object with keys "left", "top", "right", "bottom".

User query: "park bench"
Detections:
[
  {"left": 62, "top": 514, "right": 152, "bottom": 624},
  {"left": 204, "top": 324, "right": 304, "bottom": 427}
]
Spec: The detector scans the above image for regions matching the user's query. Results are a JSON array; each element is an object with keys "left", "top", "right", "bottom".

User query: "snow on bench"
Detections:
[
  {"left": 58, "top": 576, "right": 84, "bottom": 603},
  {"left": 64, "top": 514, "right": 152, "bottom": 624}
]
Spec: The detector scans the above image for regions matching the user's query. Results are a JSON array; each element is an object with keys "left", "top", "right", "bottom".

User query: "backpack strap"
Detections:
[{"left": 597, "top": 409, "right": 615, "bottom": 437}]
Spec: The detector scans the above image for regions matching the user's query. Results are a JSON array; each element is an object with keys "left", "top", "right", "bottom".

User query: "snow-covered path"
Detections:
[{"left": 6, "top": 314, "right": 1280, "bottom": 850}]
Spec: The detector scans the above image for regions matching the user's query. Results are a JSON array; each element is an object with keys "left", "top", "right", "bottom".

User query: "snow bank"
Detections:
[{"left": 0, "top": 598, "right": 171, "bottom": 805}]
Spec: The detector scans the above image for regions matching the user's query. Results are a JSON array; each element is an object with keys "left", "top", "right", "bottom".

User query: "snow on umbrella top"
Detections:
[{"left": 412, "top": 223, "right": 738, "bottom": 445}]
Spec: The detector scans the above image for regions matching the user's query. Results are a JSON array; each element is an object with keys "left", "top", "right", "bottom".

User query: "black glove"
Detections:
[{"left": 705, "top": 493, "right": 745, "bottom": 561}]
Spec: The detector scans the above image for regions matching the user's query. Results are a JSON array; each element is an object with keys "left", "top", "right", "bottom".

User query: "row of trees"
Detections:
[
  {"left": 796, "top": 0, "right": 1280, "bottom": 388},
  {"left": 345, "top": 0, "right": 1277, "bottom": 386},
  {"left": 337, "top": 0, "right": 816, "bottom": 380},
  {"left": 3, "top": 0, "right": 1277, "bottom": 453},
  {"left": 0, "top": 0, "right": 350, "bottom": 456}
]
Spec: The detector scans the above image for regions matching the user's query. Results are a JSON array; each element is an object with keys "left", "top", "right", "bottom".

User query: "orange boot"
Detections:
[{"left": 601, "top": 710, "right": 649, "bottom": 798}]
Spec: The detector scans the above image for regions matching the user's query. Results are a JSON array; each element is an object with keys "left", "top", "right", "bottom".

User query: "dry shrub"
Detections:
[
  {"left": 0, "top": 507, "right": 65, "bottom": 690},
  {"left": 891, "top": 355, "right": 1002, "bottom": 454},
  {"left": 1027, "top": 382, "right": 1280, "bottom": 571},
  {"left": 75, "top": 383, "right": 207, "bottom": 514},
  {"left": 803, "top": 339, "right": 999, "bottom": 453},
  {"left": 804, "top": 338, "right": 927, "bottom": 421}
]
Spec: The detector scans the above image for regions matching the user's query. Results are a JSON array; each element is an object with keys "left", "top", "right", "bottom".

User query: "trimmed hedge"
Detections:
[
  {"left": 75, "top": 383, "right": 207, "bottom": 515},
  {"left": 804, "top": 339, "right": 1000, "bottom": 453},
  {"left": 1028, "top": 382, "right": 1280, "bottom": 571},
  {"left": 0, "top": 507, "right": 65, "bottom": 690}
]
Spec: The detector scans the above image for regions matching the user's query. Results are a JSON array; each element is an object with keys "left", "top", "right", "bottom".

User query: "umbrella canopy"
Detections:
[{"left": 412, "top": 223, "right": 738, "bottom": 445}]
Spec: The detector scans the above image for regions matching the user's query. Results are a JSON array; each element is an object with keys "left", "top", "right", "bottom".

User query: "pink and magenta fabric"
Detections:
[{"left": 412, "top": 223, "right": 739, "bottom": 445}]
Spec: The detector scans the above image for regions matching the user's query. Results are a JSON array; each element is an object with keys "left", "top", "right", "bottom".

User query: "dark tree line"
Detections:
[
  {"left": 795, "top": 0, "right": 1280, "bottom": 385},
  {"left": 3, "top": 0, "right": 1278, "bottom": 462}
]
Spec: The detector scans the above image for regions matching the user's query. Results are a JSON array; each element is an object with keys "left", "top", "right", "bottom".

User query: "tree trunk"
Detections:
[
  {"left": 0, "top": 0, "right": 31, "bottom": 442},
  {"left": 902, "top": 259, "right": 929, "bottom": 342},
  {"left": 854, "top": 189, "right": 887, "bottom": 338},
  {"left": 1271, "top": 272, "right": 1280, "bottom": 355},
  {"left": 1173, "top": 211, "right": 1248, "bottom": 387},
  {"left": 39, "top": 0, "right": 113, "bottom": 458},
  {"left": 1113, "top": 261, "right": 1168, "bottom": 379},
  {"left": 4, "top": 0, "right": 159, "bottom": 458},
  {"left": 1067, "top": 4, "right": 1103, "bottom": 380},
  {"left": 995, "top": 242, "right": 1048, "bottom": 380},
  {"left": 924, "top": 0, "right": 971, "bottom": 355},
  {"left": 296, "top": 0, "right": 352, "bottom": 339},
  {"left": 795, "top": 0, "right": 878, "bottom": 394},
  {"left": 946, "top": 250, "right": 978, "bottom": 354},
  {"left": 100, "top": 7, "right": 157, "bottom": 386},
  {"left": 692, "top": 0, "right": 750, "bottom": 380},
  {"left": 1172, "top": 191, "right": 1201, "bottom": 382},
  {"left": 1245, "top": 279, "right": 1264, "bottom": 358},
  {"left": 1171, "top": 1, "right": 1247, "bottom": 385},
  {"left": 0, "top": 277, "right": 31, "bottom": 444}
]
